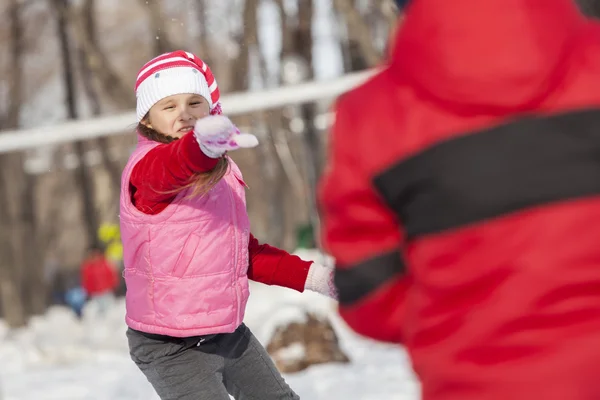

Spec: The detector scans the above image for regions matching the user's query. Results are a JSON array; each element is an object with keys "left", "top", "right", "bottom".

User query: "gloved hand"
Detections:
[
  {"left": 194, "top": 115, "right": 259, "bottom": 158},
  {"left": 304, "top": 261, "right": 338, "bottom": 300}
]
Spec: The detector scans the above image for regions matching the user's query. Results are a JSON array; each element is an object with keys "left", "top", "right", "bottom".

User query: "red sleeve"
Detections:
[
  {"left": 131, "top": 131, "right": 219, "bottom": 214},
  {"left": 318, "top": 95, "right": 408, "bottom": 344},
  {"left": 247, "top": 233, "right": 312, "bottom": 292}
]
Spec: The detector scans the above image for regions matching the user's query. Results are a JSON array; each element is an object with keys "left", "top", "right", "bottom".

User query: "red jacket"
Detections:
[
  {"left": 130, "top": 131, "right": 311, "bottom": 292},
  {"left": 319, "top": 1, "right": 600, "bottom": 399},
  {"left": 81, "top": 255, "right": 118, "bottom": 295}
]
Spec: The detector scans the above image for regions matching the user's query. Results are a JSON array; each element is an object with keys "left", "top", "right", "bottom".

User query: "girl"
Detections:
[{"left": 120, "top": 50, "right": 336, "bottom": 400}]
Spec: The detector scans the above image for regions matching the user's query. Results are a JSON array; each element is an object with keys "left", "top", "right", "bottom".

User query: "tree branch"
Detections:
[{"left": 332, "top": 0, "right": 382, "bottom": 66}]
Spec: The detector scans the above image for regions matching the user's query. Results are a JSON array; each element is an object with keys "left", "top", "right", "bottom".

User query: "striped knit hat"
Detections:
[{"left": 135, "top": 50, "right": 222, "bottom": 122}]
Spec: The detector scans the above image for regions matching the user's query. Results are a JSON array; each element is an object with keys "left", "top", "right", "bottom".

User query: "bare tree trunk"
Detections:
[
  {"left": 69, "top": 0, "right": 134, "bottom": 109},
  {"left": 76, "top": 0, "right": 122, "bottom": 194},
  {"left": 336, "top": 1, "right": 372, "bottom": 72},
  {"left": 20, "top": 172, "right": 47, "bottom": 316},
  {"left": 141, "top": 0, "right": 176, "bottom": 54},
  {"left": 231, "top": 0, "right": 285, "bottom": 246},
  {"left": 297, "top": 0, "right": 320, "bottom": 175},
  {"left": 38, "top": 173, "right": 73, "bottom": 254},
  {"left": 378, "top": 0, "right": 400, "bottom": 28},
  {"left": 52, "top": 0, "right": 99, "bottom": 250},
  {"left": 10, "top": 0, "right": 46, "bottom": 317},
  {"left": 194, "top": 0, "right": 213, "bottom": 66},
  {"left": 295, "top": 0, "right": 322, "bottom": 248},
  {"left": 0, "top": 159, "right": 27, "bottom": 327},
  {"left": 275, "top": 0, "right": 294, "bottom": 55},
  {"left": 230, "top": 0, "right": 256, "bottom": 91},
  {"left": 332, "top": 0, "right": 382, "bottom": 67},
  {"left": 248, "top": 0, "right": 288, "bottom": 247},
  {"left": 0, "top": 0, "right": 27, "bottom": 328},
  {"left": 263, "top": 111, "right": 302, "bottom": 249},
  {"left": 273, "top": 0, "right": 323, "bottom": 248},
  {"left": 6, "top": 7, "right": 23, "bottom": 127},
  {"left": 345, "top": 40, "right": 370, "bottom": 72},
  {"left": 255, "top": 5, "right": 305, "bottom": 200}
]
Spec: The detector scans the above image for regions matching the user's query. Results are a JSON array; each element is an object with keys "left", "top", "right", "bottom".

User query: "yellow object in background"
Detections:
[
  {"left": 105, "top": 242, "right": 123, "bottom": 263},
  {"left": 98, "top": 222, "right": 123, "bottom": 263},
  {"left": 98, "top": 223, "right": 120, "bottom": 243}
]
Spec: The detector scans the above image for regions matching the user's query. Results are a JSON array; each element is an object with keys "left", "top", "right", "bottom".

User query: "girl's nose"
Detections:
[{"left": 178, "top": 109, "right": 193, "bottom": 121}]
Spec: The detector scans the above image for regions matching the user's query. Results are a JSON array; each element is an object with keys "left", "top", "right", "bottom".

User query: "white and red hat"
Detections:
[{"left": 134, "top": 50, "right": 222, "bottom": 122}]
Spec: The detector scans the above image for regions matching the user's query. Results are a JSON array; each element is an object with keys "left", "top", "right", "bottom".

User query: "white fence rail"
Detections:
[{"left": 0, "top": 70, "right": 377, "bottom": 154}]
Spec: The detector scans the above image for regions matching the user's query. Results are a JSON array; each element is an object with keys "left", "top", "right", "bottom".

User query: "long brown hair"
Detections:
[{"left": 137, "top": 121, "right": 229, "bottom": 198}]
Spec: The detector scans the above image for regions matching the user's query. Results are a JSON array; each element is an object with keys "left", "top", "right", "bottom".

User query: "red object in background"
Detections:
[{"left": 81, "top": 253, "right": 119, "bottom": 296}]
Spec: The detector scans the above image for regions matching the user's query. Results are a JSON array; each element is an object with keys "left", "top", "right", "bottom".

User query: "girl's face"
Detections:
[{"left": 144, "top": 93, "right": 210, "bottom": 138}]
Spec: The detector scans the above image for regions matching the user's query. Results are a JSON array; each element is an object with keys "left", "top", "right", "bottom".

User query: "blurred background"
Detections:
[
  {"left": 0, "top": 1, "right": 404, "bottom": 399},
  {"left": 0, "top": 0, "right": 398, "bottom": 328},
  {"left": 0, "top": 0, "right": 599, "bottom": 399}
]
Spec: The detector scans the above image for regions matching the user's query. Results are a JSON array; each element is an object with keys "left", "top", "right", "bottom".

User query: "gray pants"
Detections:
[{"left": 127, "top": 324, "right": 300, "bottom": 400}]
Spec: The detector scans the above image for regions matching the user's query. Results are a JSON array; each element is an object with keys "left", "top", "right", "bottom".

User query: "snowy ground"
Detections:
[{"left": 0, "top": 250, "right": 420, "bottom": 400}]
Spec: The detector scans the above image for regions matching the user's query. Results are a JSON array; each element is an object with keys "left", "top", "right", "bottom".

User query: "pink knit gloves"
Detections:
[
  {"left": 304, "top": 262, "right": 338, "bottom": 300},
  {"left": 194, "top": 115, "right": 259, "bottom": 159}
]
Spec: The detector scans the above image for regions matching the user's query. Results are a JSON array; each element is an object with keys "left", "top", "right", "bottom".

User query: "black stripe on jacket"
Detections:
[
  {"left": 335, "top": 250, "right": 406, "bottom": 305},
  {"left": 374, "top": 108, "right": 600, "bottom": 239}
]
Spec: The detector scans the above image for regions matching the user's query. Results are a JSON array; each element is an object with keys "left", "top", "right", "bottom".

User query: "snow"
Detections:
[
  {"left": 0, "top": 250, "right": 420, "bottom": 399},
  {"left": 272, "top": 342, "right": 306, "bottom": 363}
]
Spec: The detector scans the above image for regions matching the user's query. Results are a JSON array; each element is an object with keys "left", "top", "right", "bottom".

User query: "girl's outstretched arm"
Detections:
[
  {"left": 247, "top": 233, "right": 311, "bottom": 292},
  {"left": 247, "top": 234, "right": 337, "bottom": 298}
]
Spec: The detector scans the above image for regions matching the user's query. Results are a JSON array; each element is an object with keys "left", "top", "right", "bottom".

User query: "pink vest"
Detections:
[{"left": 120, "top": 135, "right": 250, "bottom": 337}]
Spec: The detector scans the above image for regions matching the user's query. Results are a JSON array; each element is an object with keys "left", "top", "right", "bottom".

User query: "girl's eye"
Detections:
[
  {"left": 190, "top": 101, "right": 201, "bottom": 106},
  {"left": 163, "top": 105, "right": 175, "bottom": 110}
]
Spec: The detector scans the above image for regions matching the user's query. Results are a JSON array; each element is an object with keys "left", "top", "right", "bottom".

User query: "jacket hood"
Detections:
[{"left": 390, "top": 0, "right": 587, "bottom": 113}]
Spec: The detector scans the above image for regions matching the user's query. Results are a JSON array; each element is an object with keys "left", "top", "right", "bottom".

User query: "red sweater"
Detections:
[
  {"left": 130, "top": 131, "right": 311, "bottom": 292},
  {"left": 81, "top": 256, "right": 118, "bottom": 296}
]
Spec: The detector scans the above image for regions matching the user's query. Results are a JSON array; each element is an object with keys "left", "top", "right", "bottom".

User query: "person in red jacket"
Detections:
[
  {"left": 319, "top": 0, "right": 600, "bottom": 399},
  {"left": 80, "top": 246, "right": 119, "bottom": 316}
]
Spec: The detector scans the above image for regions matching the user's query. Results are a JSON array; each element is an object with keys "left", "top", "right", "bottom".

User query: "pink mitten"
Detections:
[
  {"left": 194, "top": 115, "right": 259, "bottom": 158},
  {"left": 305, "top": 262, "right": 338, "bottom": 300}
]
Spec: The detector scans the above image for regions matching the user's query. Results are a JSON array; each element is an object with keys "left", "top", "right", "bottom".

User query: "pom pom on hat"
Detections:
[{"left": 135, "top": 50, "right": 222, "bottom": 121}]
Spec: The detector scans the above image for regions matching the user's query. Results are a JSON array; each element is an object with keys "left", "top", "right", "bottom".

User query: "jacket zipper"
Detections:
[{"left": 227, "top": 177, "right": 242, "bottom": 325}]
